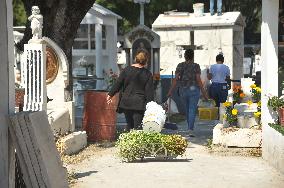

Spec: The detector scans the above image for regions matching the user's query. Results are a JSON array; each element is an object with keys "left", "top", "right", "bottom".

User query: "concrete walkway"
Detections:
[{"left": 68, "top": 116, "right": 284, "bottom": 188}]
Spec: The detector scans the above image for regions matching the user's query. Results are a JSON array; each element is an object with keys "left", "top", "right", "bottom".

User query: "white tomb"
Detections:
[
  {"left": 152, "top": 11, "right": 245, "bottom": 81},
  {"left": 72, "top": 3, "right": 122, "bottom": 90}
]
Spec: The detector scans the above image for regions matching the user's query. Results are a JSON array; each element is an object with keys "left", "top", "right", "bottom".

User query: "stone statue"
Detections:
[{"left": 28, "top": 6, "right": 43, "bottom": 40}]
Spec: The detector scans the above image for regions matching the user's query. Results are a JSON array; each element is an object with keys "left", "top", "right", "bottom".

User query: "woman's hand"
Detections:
[
  {"left": 167, "top": 90, "right": 172, "bottom": 98},
  {"left": 106, "top": 95, "right": 112, "bottom": 104}
]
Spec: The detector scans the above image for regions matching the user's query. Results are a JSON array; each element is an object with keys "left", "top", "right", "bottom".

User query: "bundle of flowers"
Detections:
[
  {"left": 223, "top": 101, "right": 238, "bottom": 126},
  {"left": 250, "top": 84, "right": 261, "bottom": 102}
]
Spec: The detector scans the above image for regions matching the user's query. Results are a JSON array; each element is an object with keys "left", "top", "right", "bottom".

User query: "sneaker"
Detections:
[{"left": 188, "top": 130, "right": 195, "bottom": 137}]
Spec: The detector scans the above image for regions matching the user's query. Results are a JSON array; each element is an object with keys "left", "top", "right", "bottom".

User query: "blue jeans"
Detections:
[
  {"left": 209, "top": 83, "right": 228, "bottom": 107},
  {"left": 180, "top": 86, "right": 200, "bottom": 130},
  {"left": 210, "top": 0, "right": 222, "bottom": 15}
]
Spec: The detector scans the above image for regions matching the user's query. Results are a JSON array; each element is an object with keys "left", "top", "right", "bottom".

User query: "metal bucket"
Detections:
[{"left": 83, "top": 91, "right": 118, "bottom": 142}]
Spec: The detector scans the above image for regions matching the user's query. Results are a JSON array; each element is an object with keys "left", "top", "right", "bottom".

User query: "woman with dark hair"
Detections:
[
  {"left": 107, "top": 50, "right": 154, "bottom": 131},
  {"left": 167, "top": 49, "right": 208, "bottom": 137}
]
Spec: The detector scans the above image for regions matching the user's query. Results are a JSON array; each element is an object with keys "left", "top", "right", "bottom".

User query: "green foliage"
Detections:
[
  {"left": 268, "top": 123, "right": 284, "bottom": 136},
  {"left": 116, "top": 130, "right": 188, "bottom": 162},
  {"left": 13, "top": 0, "right": 27, "bottom": 26},
  {"left": 267, "top": 96, "right": 284, "bottom": 111}
]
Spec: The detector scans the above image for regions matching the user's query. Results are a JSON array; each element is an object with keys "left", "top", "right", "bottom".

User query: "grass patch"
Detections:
[
  {"left": 168, "top": 113, "right": 186, "bottom": 123},
  {"left": 268, "top": 123, "right": 284, "bottom": 136}
]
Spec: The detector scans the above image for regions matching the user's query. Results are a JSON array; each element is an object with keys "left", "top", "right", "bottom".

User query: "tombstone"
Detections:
[
  {"left": 42, "top": 37, "right": 75, "bottom": 133},
  {"left": 23, "top": 6, "right": 74, "bottom": 132}
]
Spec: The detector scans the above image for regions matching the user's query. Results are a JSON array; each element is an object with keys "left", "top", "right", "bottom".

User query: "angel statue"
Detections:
[{"left": 28, "top": 6, "right": 43, "bottom": 40}]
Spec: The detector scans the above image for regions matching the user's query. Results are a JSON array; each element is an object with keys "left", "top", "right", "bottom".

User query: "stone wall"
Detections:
[{"left": 262, "top": 124, "right": 284, "bottom": 174}]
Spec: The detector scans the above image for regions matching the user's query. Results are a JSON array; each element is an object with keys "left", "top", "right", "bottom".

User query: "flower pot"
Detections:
[{"left": 278, "top": 108, "right": 284, "bottom": 127}]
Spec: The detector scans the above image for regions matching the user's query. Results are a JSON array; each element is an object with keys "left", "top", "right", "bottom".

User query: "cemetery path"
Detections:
[{"left": 67, "top": 119, "right": 284, "bottom": 188}]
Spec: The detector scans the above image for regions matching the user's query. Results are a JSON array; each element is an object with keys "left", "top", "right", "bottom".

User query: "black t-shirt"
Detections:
[{"left": 108, "top": 66, "right": 154, "bottom": 111}]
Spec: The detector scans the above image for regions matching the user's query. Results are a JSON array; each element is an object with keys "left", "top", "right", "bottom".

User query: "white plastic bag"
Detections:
[{"left": 165, "top": 97, "right": 179, "bottom": 114}]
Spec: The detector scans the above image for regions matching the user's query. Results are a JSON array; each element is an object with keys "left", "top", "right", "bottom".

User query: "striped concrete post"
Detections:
[{"left": 23, "top": 44, "right": 47, "bottom": 111}]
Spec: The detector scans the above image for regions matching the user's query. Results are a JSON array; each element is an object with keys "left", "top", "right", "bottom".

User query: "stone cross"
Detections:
[{"left": 133, "top": 0, "right": 150, "bottom": 25}]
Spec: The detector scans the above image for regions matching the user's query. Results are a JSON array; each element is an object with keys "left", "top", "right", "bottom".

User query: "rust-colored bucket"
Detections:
[
  {"left": 83, "top": 91, "right": 118, "bottom": 142},
  {"left": 15, "top": 88, "right": 25, "bottom": 112}
]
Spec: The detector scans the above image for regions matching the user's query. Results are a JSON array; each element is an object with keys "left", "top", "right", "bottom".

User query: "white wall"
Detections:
[
  {"left": 261, "top": 0, "right": 279, "bottom": 127},
  {"left": 261, "top": 0, "right": 283, "bottom": 173},
  {"left": 0, "top": 0, "right": 14, "bottom": 187}
]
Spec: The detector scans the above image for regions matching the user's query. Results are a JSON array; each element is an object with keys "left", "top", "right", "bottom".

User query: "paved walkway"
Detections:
[{"left": 68, "top": 116, "right": 284, "bottom": 188}]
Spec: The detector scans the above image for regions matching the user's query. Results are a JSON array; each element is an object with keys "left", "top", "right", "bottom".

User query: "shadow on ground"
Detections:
[{"left": 75, "top": 171, "right": 98, "bottom": 179}]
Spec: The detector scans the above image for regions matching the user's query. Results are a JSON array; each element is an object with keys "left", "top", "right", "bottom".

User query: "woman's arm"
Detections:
[
  {"left": 107, "top": 70, "right": 125, "bottom": 104},
  {"left": 167, "top": 77, "right": 177, "bottom": 97}
]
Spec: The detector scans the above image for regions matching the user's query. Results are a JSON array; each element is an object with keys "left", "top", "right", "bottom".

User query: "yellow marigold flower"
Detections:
[
  {"left": 223, "top": 101, "right": 232, "bottom": 107},
  {"left": 257, "top": 101, "right": 261, "bottom": 107},
  {"left": 254, "top": 111, "right": 261, "bottom": 117},
  {"left": 255, "top": 87, "right": 261, "bottom": 93},
  {"left": 232, "top": 109, "right": 238, "bottom": 115},
  {"left": 247, "top": 100, "right": 253, "bottom": 105},
  {"left": 250, "top": 84, "right": 256, "bottom": 88},
  {"left": 240, "top": 93, "right": 245, "bottom": 98}
]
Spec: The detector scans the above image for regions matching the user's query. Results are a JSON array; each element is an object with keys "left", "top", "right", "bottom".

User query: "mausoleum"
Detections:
[{"left": 152, "top": 11, "right": 245, "bottom": 81}]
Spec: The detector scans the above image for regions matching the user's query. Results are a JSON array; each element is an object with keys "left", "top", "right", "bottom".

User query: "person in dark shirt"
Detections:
[
  {"left": 167, "top": 49, "right": 208, "bottom": 137},
  {"left": 107, "top": 50, "right": 154, "bottom": 131}
]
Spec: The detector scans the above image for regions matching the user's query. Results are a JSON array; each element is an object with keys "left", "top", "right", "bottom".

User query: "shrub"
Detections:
[{"left": 116, "top": 130, "right": 188, "bottom": 162}]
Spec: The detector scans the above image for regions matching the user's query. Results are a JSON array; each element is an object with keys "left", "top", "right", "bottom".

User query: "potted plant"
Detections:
[{"left": 267, "top": 95, "right": 284, "bottom": 126}]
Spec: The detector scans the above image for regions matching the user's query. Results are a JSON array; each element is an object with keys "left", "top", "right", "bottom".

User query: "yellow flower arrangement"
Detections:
[
  {"left": 247, "top": 100, "right": 253, "bottom": 106},
  {"left": 223, "top": 101, "right": 232, "bottom": 107},
  {"left": 255, "top": 87, "right": 261, "bottom": 93},
  {"left": 223, "top": 101, "right": 238, "bottom": 126},
  {"left": 232, "top": 109, "right": 238, "bottom": 116},
  {"left": 251, "top": 85, "right": 261, "bottom": 102},
  {"left": 254, "top": 111, "right": 261, "bottom": 118},
  {"left": 257, "top": 101, "right": 261, "bottom": 107},
  {"left": 250, "top": 84, "right": 256, "bottom": 88}
]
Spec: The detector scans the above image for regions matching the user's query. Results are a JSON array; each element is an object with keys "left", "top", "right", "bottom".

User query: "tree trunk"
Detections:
[{"left": 17, "top": 0, "right": 96, "bottom": 101}]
